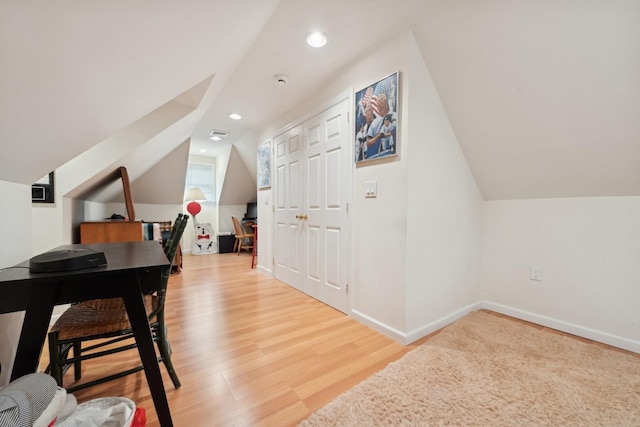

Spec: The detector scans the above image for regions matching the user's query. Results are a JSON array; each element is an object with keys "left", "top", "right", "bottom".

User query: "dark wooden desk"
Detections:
[{"left": 0, "top": 241, "right": 174, "bottom": 426}]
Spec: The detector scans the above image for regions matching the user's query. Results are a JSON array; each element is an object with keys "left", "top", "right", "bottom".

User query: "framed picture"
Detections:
[
  {"left": 257, "top": 141, "right": 271, "bottom": 189},
  {"left": 354, "top": 71, "right": 399, "bottom": 163}
]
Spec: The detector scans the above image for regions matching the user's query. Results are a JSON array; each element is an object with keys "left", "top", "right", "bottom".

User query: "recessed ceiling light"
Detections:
[
  {"left": 228, "top": 113, "right": 242, "bottom": 120},
  {"left": 306, "top": 32, "right": 328, "bottom": 48},
  {"left": 200, "top": 149, "right": 207, "bottom": 153}
]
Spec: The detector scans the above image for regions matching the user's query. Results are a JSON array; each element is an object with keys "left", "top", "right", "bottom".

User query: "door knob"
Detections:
[{"left": 301, "top": 214, "right": 308, "bottom": 220}]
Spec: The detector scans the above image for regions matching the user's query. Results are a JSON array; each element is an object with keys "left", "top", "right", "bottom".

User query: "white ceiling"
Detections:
[{"left": 2, "top": 0, "right": 639, "bottom": 200}]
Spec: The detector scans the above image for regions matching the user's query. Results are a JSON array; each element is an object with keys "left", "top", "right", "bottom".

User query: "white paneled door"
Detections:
[
  {"left": 274, "top": 125, "right": 304, "bottom": 291},
  {"left": 274, "top": 98, "right": 350, "bottom": 313}
]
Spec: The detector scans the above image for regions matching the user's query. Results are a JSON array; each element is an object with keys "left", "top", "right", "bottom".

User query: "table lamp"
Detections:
[{"left": 184, "top": 187, "right": 206, "bottom": 218}]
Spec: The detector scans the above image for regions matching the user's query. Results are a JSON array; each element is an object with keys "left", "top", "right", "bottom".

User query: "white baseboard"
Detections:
[
  {"left": 351, "top": 302, "right": 481, "bottom": 345},
  {"left": 351, "top": 300, "right": 640, "bottom": 353},
  {"left": 254, "top": 264, "right": 271, "bottom": 274},
  {"left": 350, "top": 309, "right": 408, "bottom": 343},
  {"left": 403, "top": 302, "right": 483, "bottom": 345},
  {"left": 482, "top": 301, "right": 640, "bottom": 354}
]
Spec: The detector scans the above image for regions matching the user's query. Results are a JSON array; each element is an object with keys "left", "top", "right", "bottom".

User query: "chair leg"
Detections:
[
  {"left": 73, "top": 342, "right": 82, "bottom": 380},
  {"left": 155, "top": 312, "right": 181, "bottom": 389},
  {"left": 251, "top": 237, "right": 257, "bottom": 268},
  {"left": 47, "top": 331, "right": 63, "bottom": 388}
]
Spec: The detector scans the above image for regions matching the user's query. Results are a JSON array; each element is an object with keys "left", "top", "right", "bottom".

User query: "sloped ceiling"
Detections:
[
  {"left": 219, "top": 146, "right": 258, "bottom": 205},
  {"left": 2, "top": 0, "right": 638, "bottom": 201},
  {"left": 190, "top": 0, "right": 640, "bottom": 200},
  {"left": 410, "top": 1, "right": 640, "bottom": 199},
  {"left": 0, "top": 0, "right": 280, "bottom": 185},
  {"left": 127, "top": 139, "right": 191, "bottom": 205}
]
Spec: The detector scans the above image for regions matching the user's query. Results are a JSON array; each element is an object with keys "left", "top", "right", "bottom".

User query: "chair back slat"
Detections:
[
  {"left": 164, "top": 213, "right": 188, "bottom": 264},
  {"left": 149, "top": 213, "right": 189, "bottom": 318},
  {"left": 232, "top": 215, "right": 242, "bottom": 236},
  {"left": 232, "top": 215, "right": 254, "bottom": 238}
]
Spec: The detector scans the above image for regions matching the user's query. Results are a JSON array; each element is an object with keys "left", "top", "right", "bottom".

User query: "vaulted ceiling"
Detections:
[{"left": 2, "top": 0, "right": 638, "bottom": 201}]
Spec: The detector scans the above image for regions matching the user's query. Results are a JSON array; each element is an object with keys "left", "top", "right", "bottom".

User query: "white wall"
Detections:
[
  {"left": 131, "top": 203, "right": 185, "bottom": 225},
  {"left": 107, "top": 202, "right": 186, "bottom": 227},
  {"left": 30, "top": 92, "right": 202, "bottom": 254},
  {"left": 215, "top": 146, "right": 232, "bottom": 205},
  {"left": 32, "top": 201, "right": 63, "bottom": 255},
  {"left": 349, "top": 39, "right": 410, "bottom": 336},
  {"left": 256, "top": 184, "right": 273, "bottom": 273},
  {"left": 482, "top": 197, "right": 640, "bottom": 352},
  {"left": 404, "top": 34, "right": 483, "bottom": 342},
  {"left": 255, "top": 32, "right": 484, "bottom": 343},
  {"left": 256, "top": 33, "right": 413, "bottom": 338},
  {"left": 85, "top": 200, "right": 112, "bottom": 221},
  {"left": 0, "top": 180, "right": 32, "bottom": 386},
  {"left": 218, "top": 204, "right": 245, "bottom": 235}
]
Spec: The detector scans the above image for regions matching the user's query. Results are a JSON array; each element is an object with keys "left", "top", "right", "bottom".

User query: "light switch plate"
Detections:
[{"left": 365, "top": 181, "right": 377, "bottom": 198}]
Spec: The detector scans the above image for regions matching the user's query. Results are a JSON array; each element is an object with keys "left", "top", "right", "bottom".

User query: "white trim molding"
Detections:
[{"left": 483, "top": 301, "right": 640, "bottom": 354}]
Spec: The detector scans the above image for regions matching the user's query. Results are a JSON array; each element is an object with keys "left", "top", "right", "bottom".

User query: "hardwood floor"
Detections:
[
  {"left": 40, "top": 253, "right": 637, "bottom": 426},
  {"left": 39, "top": 253, "right": 421, "bottom": 426}
]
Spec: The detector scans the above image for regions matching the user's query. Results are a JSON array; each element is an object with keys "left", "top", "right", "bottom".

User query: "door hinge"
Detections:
[
  {"left": 272, "top": 257, "right": 275, "bottom": 265},
  {"left": 347, "top": 202, "right": 349, "bottom": 215},
  {"left": 346, "top": 284, "right": 349, "bottom": 294}
]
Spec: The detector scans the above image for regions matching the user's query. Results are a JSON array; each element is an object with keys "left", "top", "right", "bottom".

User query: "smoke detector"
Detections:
[
  {"left": 209, "top": 129, "right": 229, "bottom": 141},
  {"left": 274, "top": 74, "right": 289, "bottom": 85}
]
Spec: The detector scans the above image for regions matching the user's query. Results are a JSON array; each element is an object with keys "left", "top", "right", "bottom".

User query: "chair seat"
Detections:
[{"left": 51, "top": 296, "right": 157, "bottom": 341}]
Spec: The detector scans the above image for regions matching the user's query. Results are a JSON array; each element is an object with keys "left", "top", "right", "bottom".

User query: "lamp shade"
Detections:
[
  {"left": 184, "top": 187, "right": 206, "bottom": 202},
  {"left": 184, "top": 187, "right": 206, "bottom": 217}
]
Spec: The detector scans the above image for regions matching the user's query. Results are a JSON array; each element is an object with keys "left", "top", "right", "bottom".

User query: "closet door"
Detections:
[
  {"left": 301, "top": 100, "right": 350, "bottom": 313},
  {"left": 274, "top": 125, "right": 304, "bottom": 290},
  {"left": 273, "top": 98, "right": 350, "bottom": 313}
]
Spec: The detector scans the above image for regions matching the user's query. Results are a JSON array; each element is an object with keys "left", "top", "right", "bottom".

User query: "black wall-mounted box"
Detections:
[{"left": 32, "top": 172, "right": 54, "bottom": 203}]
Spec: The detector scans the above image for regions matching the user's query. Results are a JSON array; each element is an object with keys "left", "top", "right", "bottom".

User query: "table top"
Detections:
[
  {"left": 0, "top": 241, "right": 169, "bottom": 284},
  {"left": 0, "top": 241, "right": 170, "bottom": 314},
  {"left": 2, "top": 240, "right": 175, "bottom": 425}
]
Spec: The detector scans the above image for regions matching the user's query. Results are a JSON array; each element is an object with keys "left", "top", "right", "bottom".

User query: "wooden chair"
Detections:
[
  {"left": 146, "top": 220, "right": 182, "bottom": 273},
  {"left": 46, "top": 213, "right": 189, "bottom": 393},
  {"left": 231, "top": 215, "right": 255, "bottom": 255}
]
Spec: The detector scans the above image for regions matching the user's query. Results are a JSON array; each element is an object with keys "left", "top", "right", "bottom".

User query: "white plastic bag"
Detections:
[{"left": 56, "top": 397, "right": 135, "bottom": 427}]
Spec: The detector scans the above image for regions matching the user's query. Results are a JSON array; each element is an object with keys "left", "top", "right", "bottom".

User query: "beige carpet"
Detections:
[{"left": 299, "top": 310, "right": 640, "bottom": 426}]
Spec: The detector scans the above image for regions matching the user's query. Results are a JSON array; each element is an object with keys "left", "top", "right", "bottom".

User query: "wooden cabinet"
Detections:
[
  {"left": 80, "top": 220, "right": 143, "bottom": 244},
  {"left": 77, "top": 166, "right": 182, "bottom": 272},
  {"left": 79, "top": 166, "right": 142, "bottom": 244}
]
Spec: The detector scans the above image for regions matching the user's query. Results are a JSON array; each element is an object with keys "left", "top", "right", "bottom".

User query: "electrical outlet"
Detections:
[{"left": 530, "top": 265, "right": 542, "bottom": 281}]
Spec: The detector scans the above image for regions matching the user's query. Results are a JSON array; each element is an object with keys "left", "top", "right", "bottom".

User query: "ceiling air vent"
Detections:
[{"left": 209, "top": 130, "right": 229, "bottom": 141}]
